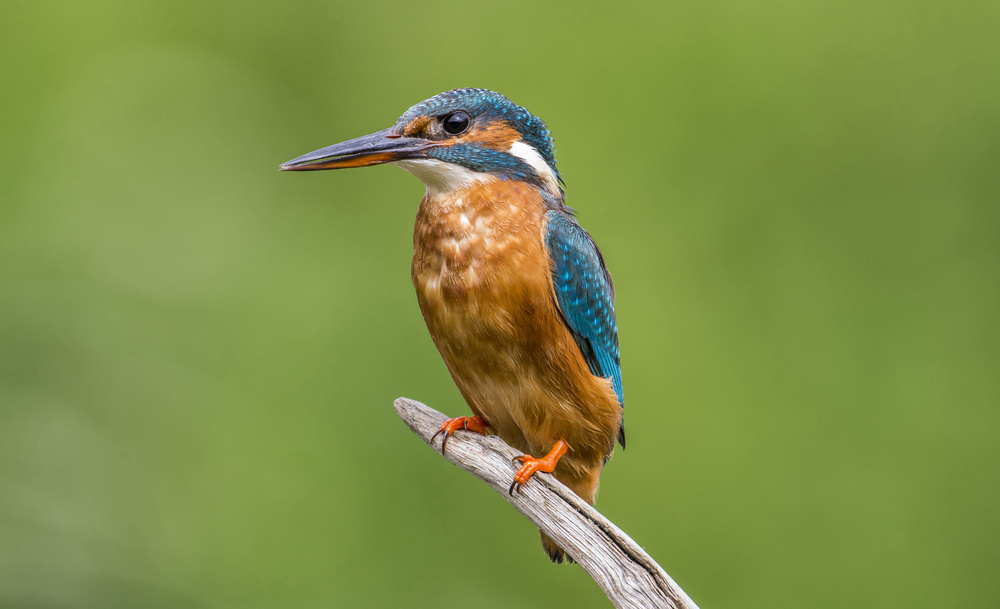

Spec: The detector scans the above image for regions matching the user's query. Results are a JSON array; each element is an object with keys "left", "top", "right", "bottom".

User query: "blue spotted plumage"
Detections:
[
  {"left": 282, "top": 88, "right": 626, "bottom": 563},
  {"left": 394, "top": 88, "right": 563, "bottom": 193},
  {"left": 429, "top": 144, "right": 540, "bottom": 185},
  {"left": 395, "top": 88, "right": 560, "bottom": 178},
  {"left": 545, "top": 210, "right": 625, "bottom": 449}
]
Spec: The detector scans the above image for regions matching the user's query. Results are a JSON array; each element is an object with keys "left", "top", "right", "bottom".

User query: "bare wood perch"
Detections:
[{"left": 394, "top": 397, "right": 700, "bottom": 609}]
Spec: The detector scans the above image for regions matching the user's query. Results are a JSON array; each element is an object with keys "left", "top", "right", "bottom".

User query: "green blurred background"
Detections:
[{"left": 2, "top": 1, "right": 998, "bottom": 607}]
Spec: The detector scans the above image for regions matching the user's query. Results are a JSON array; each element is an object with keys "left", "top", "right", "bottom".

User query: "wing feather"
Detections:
[{"left": 545, "top": 210, "right": 625, "bottom": 448}]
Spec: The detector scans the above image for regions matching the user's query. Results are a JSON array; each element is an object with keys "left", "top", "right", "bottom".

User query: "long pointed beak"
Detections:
[{"left": 280, "top": 128, "right": 434, "bottom": 171}]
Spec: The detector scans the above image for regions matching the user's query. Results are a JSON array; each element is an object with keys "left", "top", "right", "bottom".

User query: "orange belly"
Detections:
[{"left": 411, "top": 181, "right": 620, "bottom": 502}]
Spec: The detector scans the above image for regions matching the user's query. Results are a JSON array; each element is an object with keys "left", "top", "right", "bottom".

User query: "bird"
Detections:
[{"left": 281, "top": 88, "right": 623, "bottom": 563}]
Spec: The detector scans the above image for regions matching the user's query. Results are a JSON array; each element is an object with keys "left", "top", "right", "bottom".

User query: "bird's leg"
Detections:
[
  {"left": 431, "top": 415, "right": 489, "bottom": 453},
  {"left": 509, "top": 439, "right": 569, "bottom": 495}
]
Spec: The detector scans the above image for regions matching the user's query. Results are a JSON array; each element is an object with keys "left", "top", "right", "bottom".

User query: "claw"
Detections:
[
  {"left": 431, "top": 415, "right": 488, "bottom": 454},
  {"left": 508, "top": 439, "right": 569, "bottom": 495}
]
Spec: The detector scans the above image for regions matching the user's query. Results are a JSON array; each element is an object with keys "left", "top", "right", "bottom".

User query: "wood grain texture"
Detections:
[{"left": 394, "top": 397, "right": 700, "bottom": 609}]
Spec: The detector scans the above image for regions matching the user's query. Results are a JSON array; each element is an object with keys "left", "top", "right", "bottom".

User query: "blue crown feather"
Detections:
[{"left": 395, "top": 88, "right": 562, "bottom": 185}]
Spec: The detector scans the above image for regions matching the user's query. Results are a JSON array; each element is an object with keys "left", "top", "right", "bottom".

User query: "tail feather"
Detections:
[
  {"left": 539, "top": 464, "right": 602, "bottom": 563},
  {"left": 540, "top": 530, "right": 574, "bottom": 564}
]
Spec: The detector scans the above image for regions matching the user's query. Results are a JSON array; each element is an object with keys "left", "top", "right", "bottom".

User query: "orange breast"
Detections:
[{"left": 411, "top": 181, "right": 620, "bottom": 495}]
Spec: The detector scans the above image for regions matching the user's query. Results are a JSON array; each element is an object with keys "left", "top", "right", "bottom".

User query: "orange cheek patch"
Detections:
[
  {"left": 402, "top": 115, "right": 432, "bottom": 136},
  {"left": 464, "top": 121, "right": 520, "bottom": 149}
]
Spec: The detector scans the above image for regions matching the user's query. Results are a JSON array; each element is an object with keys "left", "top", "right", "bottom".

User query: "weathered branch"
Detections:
[{"left": 394, "top": 397, "right": 700, "bottom": 609}]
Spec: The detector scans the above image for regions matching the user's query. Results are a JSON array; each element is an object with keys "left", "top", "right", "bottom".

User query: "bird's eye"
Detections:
[{"left": 443, "top": 111, "right": 471, "bottom": 135}]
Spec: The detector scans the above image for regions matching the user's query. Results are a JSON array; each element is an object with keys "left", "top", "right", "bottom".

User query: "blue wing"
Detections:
[{"left": 545, "top": 210, "right": 625, "bottom": 449}]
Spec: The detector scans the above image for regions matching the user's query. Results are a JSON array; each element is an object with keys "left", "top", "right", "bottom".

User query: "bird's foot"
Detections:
[
  {"left": 509, "top": 439, "right": 569, "bottom": 495},
  {"left": 431, "top": 415, "right": 488, "bottom": 453}
]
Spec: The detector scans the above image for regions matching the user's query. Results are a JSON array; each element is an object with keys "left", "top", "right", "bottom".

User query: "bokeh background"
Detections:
[{"left": 2, "top": 1, "right": 998, "bottom": 607}]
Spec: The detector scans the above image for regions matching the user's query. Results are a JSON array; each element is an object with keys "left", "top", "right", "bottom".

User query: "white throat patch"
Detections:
[{"left": 393, "top": 158, "right": 494, "bottom": 196}]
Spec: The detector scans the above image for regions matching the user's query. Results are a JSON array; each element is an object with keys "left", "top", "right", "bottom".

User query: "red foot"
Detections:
[
  {"left": 510, "top": 439, "right": 569, "bottom": 495},
  {"left": 431, "top": 415, "right": 488, "bottom": 453}
]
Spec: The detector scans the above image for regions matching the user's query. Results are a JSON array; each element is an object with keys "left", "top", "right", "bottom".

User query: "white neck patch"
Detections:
[
  {"left": 393, "top": 158, "right": 494, "bottom": 196},
  {"left": 509, "top": 140, "right": 560, "bottom": 195}
]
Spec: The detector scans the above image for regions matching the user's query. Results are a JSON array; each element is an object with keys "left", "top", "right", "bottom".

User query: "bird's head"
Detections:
[{"left": 281, "top": 88, "right": 563, "bottom": 200}]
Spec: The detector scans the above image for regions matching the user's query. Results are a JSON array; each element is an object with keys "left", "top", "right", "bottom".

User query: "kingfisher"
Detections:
[{"left": 281, "top": 88, "right": 624, "bottom": 563}]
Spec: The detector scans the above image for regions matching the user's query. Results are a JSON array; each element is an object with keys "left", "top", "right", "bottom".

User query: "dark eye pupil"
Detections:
[{"left": 443, "top": 111, "right": 470, "bottom": 135}]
